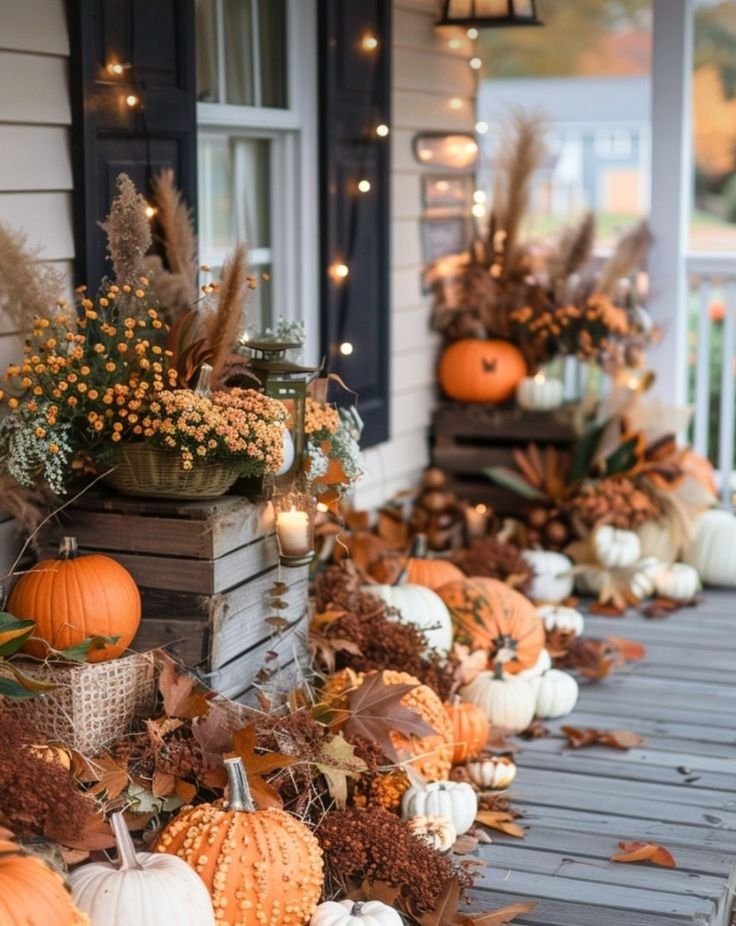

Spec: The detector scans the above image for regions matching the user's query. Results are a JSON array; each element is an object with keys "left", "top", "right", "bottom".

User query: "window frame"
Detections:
[{"left": 196, "top": 0, "right": 319, "bottom": 357}]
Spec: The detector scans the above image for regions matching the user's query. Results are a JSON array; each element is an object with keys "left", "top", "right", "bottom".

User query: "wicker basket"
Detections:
[
  {"left": 101, "top": 443, "right": 241, "bottom": 499},
  {"left": 2, "top": 653, "right": 156, "bottom": 755}
]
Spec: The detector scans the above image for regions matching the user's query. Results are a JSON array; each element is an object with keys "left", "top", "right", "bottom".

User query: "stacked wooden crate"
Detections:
[
  {"left": 431, "top": 401, "right": 576, "bottom": 511},
  {"left": 42, "top": 494, "right": 309, "bottom": 701}
]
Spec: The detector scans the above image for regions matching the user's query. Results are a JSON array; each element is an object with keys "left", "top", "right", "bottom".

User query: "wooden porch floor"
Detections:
[{"left": 472, "top": 591, "right": 736, "bottom": 926}]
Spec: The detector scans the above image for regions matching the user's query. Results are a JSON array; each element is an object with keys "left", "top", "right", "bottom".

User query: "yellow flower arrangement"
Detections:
[{"left": 304, "top": 397, "right": 340, "bottom": 436}]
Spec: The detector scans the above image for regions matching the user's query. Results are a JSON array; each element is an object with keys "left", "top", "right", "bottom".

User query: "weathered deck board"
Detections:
[{"left": 474, "top": 591, "right": 736, "bottom": 925}]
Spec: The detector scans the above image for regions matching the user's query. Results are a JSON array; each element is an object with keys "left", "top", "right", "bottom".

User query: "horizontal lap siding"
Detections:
[
  {"left": 353, "top": 0, "right": 474, "bottom": 508},
  {"left": 0, "top": 0, "right": 73, "bottom": 552}
]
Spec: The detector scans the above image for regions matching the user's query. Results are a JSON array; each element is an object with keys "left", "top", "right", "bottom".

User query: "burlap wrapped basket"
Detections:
[{"left": 3, "top": 653, "right": 156, "bottom": 755}]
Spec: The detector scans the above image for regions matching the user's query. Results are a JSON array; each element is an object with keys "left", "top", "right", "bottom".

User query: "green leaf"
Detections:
[
  {"left": 603, "top": 436, "right": 640, "bottom": 476},
  {"left": 568, "top": 421, "right": 607, "bottom": 485},
  {"left": 0, "top": 613, "right": 35, "bottom": 657},
  {"left": 484, "top": 466, "right": 546, "bottom": 500},
  {"left": 3, "top": 662, "right": 59, "bottom": 693},
  {"left": 0, "top": 677, "right": 37, "bottom": 699},
  {"left": 53, "top": 635, "right": 120, "bottom": 663}
]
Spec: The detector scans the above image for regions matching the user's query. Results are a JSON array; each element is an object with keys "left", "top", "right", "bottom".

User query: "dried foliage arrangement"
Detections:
[
  {"left": 99, "top": 174, "right": 152, "bottom": 291},
  {"left": 0, "top": 224, "right": 64, "bottom": 335}
]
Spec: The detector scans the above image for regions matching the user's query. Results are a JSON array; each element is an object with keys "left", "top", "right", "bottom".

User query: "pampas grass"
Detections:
[
  {"left": 148, "top": 168, "right": 198, "bottom": 321},
  {"left": 99, "top": 173, "right": 152, "bottom": 286},
  {"left": 550, "top": 211, "right": 595, "bottom": 282},
  {"left": 205, "top": 243, "right": 251, "bottom": 385},
  {"left": 0, "top": 224, "right": 64, "bottom": 334},
  {"left": 597, "top": 220, "right": 652, "bottom": 296}
]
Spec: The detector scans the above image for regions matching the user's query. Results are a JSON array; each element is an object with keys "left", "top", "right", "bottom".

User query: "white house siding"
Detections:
[
  {"left": 354, "top": 0, "right": 475, "bottom": 509},
  {"left": 0, "top": 0, "right": 74, "bottom": 575}
]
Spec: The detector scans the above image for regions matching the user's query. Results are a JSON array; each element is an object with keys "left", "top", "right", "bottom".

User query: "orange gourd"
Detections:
[
  {"left": 444, "top": 697, "right": 490, "bottom": 764},
  {"left": 682, "top": 450, "right": 717, "bottom": 498},
  {"left": 0, "top": 832, "right": 90, "bottom": 926},
  {"left": 369, "top": 534, "right": 464, "bottom": 589},
  {"left": 437, "top": 577, "right": 544, "bottom": 675},
  {"left": 322, "top": 668, "right": 454, "bottom": 781},
  {"left": 156, "top": 758, "right": 323, "bottom": 926},
  {"left": 438, "top": 339, "right": 527, "bottom": 404},
  {"left": 9, "top": 537, "right": 141, "bottom": 663}
]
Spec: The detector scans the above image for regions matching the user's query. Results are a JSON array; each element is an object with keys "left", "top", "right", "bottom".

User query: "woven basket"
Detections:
[
  {"left": 101, "top": 442, "right": 241, "bottom": 499},
  {"left": 3, "top": 653, "right": 156, "bottom": 755}
]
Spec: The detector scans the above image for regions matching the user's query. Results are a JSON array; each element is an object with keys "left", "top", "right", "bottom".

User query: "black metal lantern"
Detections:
[
  {"left": 246, "top": 340, "right": 318, "bottom": 481},
  {"left": 436, "top": 0, "right": 542, "bottom": 28}
]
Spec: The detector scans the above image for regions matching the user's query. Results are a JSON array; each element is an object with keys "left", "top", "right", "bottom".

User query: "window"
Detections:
[
  {"left": 195, "top": 0, "right": 318, "bottom": 345},
  {"left": 594, "top": 129, "right": 633, "bottom": 159}
]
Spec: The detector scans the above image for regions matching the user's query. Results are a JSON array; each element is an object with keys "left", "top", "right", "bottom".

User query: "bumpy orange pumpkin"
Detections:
[
  {"left": 0, "top": 833, "right": 90, "bottom": 926},
  {"left": 438, "top": 339, "right": 527, "bottom": 404},
  {"left": 9, "top": 537, "right": 141, "bottom": 663},
  {"left": 437, "top": 577, "right": 544, "bottom": 674},
  {"left": 323, "top": 668, "right": 454, "bottom": 781},
  {"left": 444, "top": 697, "right": 490, "bottom": 764},
  {"left": 156, "top": 758, "right": 323, "bottom": 926},
  {"left": 369, "top": 535, "right": 464, "bottom": 589}
]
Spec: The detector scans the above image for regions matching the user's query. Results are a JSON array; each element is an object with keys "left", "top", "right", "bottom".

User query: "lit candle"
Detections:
[
  {"left": 276, "top": 505, "right": 310, "bottom": 556},
  {"left": 465, "top": 503, "right": 488, "bottom": 540}
]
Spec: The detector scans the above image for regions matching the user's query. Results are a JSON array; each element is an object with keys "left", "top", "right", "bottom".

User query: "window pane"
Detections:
[
  {"left": 259, "top": 0, "right": 287, "bottom": 108},
  {"left": 691, "top": 0, "right": 736, "bottom": 251},
  {"left": 195, "top": 0, "right": 219, "bottom": 102},
  {"left": 476, "top": 1, "right": 652, "bottom": 250},
  {"left": 224, "top": 0, "right": 256, "bottom": 105}
]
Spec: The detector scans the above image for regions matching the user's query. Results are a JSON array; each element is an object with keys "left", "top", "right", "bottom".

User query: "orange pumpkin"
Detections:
[
  {"left": 438, "top": 339, "right": 527, "bottom": 404},
  {"left": 156, "top": 758, "right": 323, "bottom": 926},
  {"left": 444, "top": 697, "right": 490, "bottom": 764},
  {"left": 437, "top": 577, "right": 544, "bottom": 674},
  {"left": 682, "top": 450, "right": 717, "bottom": 498},
  {"left": 370, "top": 534, "right": 464, "bottom": 589},
  {"left": 322, "top": 668, "right": 455, "bottom": 781},
  {"left": 9, "top": 537, "right": 141, "bottom": 663},
  {"left": 0, "top": 832, "right": 90, "bottom": 926}
]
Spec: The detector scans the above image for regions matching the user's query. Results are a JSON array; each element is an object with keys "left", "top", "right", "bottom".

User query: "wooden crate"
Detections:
[
  {"left": 431, "top": 402, "right": 576, "bottom": 512},
  {"left": 41, "top": 493, "right": 309, "bottom": 701}
]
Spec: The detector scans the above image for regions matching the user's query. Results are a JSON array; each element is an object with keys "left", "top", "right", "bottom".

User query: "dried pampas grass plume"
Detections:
[
  {"left": 148, "top": 168, "right": 198, "bottom": 320},
  {"left": 100, "top": 173, "right": 152, "bottom": 286},
  {"left": 206, "top": 243, "right": 250, "bottom": 385},
  {"left": 0, "top": 224, "right": 64, "bottom": 334},
  {"left": 597, "top": 220, "right": 653, "bottom": 297}
]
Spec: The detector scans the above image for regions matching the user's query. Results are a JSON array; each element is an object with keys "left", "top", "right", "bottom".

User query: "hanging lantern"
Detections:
[
  {"left": 436, "top": 0, "right": 543, "bottom": 28},
  {"left": 245, "top": 340, "right": 318, "bottom": 481}
]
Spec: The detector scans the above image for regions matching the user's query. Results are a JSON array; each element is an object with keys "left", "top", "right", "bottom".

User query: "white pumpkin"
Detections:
[
  {"left": 594, "top": 525, "right": 641, "bottom": 569},
  {"left": 311, "top": 900, "right": 403, "bottom": 926},
  {"left": 467, "top": 755, "right": 517, "bottom": 790},
  {"left": 516, "top": 647, "right": 552, "bottom": 679},
  {"left": 276, "top": 428, "right": 296, "bottom": 476},
  {"left": 515, "top": 374, "right": 564, "bottom": 412},
  {"left": 574, "top": 567, "right": 605, "bottom": 598},
  {"left": 628, "top": 557, "right": 664, "bottom": 601},
  {"left": 406, "top": 814, "right": 457, "bottom": 852},
  {"left": 684, "top": 509, "right": 736, "bottom": 587},
  {"left": 460, "top": 668, "right": 536, "bottom": 733},
  {"left": 538, "top": 604, "right": 584, "bottom": 637},
  {"left": 654, "top": 563, "right": 701, "bottom": 601},
  {"left": 70, "top": 813, "right": 215, "bottom": 926},
  {"left": 533, "top": 669, "right": 579, "bottom": 719},
  {"left": 401, "top": 780, "right": 478, "bottom": 836},
  {"left": 362, "top": 583, "right": 453, "bottom": 654},
  {"left": 522, "top": 550, "right": 574, "bottom": 603}
]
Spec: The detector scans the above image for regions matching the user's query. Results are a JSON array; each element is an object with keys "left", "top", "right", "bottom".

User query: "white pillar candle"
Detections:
[
  {"left": 465, "top": 503, "right": 489, "bottom": 540},
  {"left": 516, "top": 371, "right": 564, "bottom": 411},
  {"left": 276, "top": 505, "right": 311, "bottom": 555}
]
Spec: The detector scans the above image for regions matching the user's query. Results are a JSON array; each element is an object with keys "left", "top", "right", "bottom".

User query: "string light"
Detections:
[
  {"left": 144, "top": 204, "right": 157, "bottom": 218},
  {"left": 472, "top": 203, "right": 486, "bottom": 218},
  {"left": 475, "top": 120, "right": 489, "bottom": 135},
  {"left": 469, "top": 57, "right": 482, "bottom": 70},
  {"left": 339, "top": 341, "right": 354, "bottom": 356},
  {"left": 331, "top": 262, "right": 350, "bottom": 280},
  {"left": 448, "top": 38, "right": 462, "bottom": 49},
  {"left": 467, "top": 27, "right": 479, "bottom": 39},
  {"left": 449, "top": 97, "right": 463, "bottom": 110},
  {"left": 362, "top": 35, "right": 379, "bottom": 51},
  {"left": 473, "top": 189, "right": 487, "bottom": 204},
  {"left": 107, "top": 62, "right": 125, "bottom": 76},
  {"left": 357, "top": 179, "right": 371, "bottom": 193},
  {"left": 125, "top": 93, "right": 140, "bottom": 108},
  {"left": 375, "top": 123, "right": 390, "bottom": 137}
]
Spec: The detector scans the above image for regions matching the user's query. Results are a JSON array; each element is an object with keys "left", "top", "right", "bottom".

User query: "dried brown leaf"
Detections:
[{"left": 611, "top": 840, "right": 676, "bottom": 868}]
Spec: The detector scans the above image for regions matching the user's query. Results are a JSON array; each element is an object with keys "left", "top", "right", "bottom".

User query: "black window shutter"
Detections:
[
  {"left": 319, "top": 0, "right": 391, "bottom": 447},
  {"left": 68, "top": 0, "right": 197, "bottom": 290}
]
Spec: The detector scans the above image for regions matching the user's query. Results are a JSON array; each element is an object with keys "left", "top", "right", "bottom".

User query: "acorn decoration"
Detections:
[
  {"left": 409, "top": 469, "right": 465, "bottom": 551},
  {"left": 524, "top": 504, "right": 573, "bottom": 551}
]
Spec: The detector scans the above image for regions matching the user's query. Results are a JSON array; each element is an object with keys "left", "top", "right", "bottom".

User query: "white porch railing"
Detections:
[{"left": 687, "top": 252, "right": 736, "bottom": 503}]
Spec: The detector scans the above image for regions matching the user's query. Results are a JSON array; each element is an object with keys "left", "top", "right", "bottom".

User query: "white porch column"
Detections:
[{"left": 648, "top": 0, "right": 694, "bottom": 405}]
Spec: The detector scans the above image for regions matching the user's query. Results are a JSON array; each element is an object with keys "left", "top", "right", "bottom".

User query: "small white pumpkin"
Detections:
[
  {"left": 516, "top": 647, "right": 552, "bottom": 679},
  {"left": 654, "top": 562, "right": 701, "bottom": 601},
  {"left": 362, "top": 583, "right": 453, "bottom": 654},
  {"left": 406, "top": 814, "right": 457, "bottom": 852},
  {"left": 684, "top": 509, "right": 736, "bottom": 587},
  {"left": 628, "top": 557, "right": 664, "bottom": 600},
  {"left": 311, "top": 899, "right": 403, "bottom": 926},
  {"left": 534, "top": 669, "right": 579, "bottom": 719},
  {"left": 401, "top": 780, "right": 478, "bottom": 836},
  {"left": 537, "top": 604, "right": 584, "bottom": 637},
  {"left": 593, "top": 525, "right": 641, "bottom": 569},
  {"left": 276, "top": 428, "right": 296, "bottom": 476},
  {"left": 460, "top": 666, "right": 536, "bottom": 733},
  {"left": 515, "top": 374, "right": 564, "bottom": 412},
  {"left": 574, "top": 567, "right": 605, "bottom": 598},
  {"left": 522, "top": 550, "right": 574, "bottom": 603},
  {"left": 70, "top": 812, "right": 215, "bottom": 926},
  {"left": 467, "top": 755, "right": 517, "bottom": 790}
]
